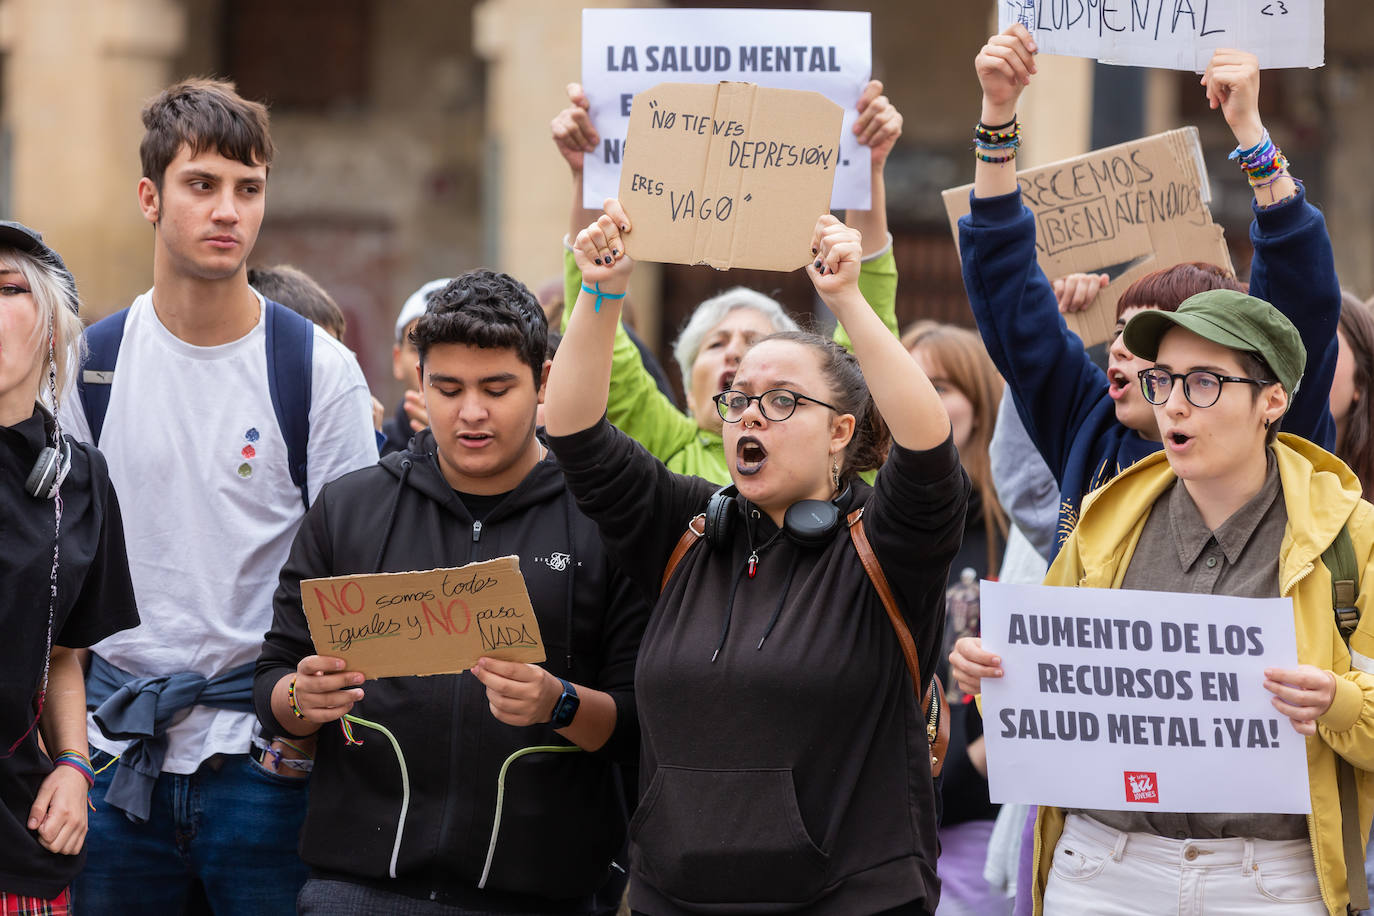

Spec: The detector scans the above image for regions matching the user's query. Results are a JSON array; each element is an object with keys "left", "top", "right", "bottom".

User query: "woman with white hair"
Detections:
[
  {"left": 0, "top": 222, "right": 138, "bottom": 911},
  {"left": 551, "top": 80, "right": 904, "bottom": 480}
]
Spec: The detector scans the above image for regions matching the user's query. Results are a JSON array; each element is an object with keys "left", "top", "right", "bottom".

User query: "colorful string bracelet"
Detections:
[
  {"left": 53, "top": 749, "right": 95, "bottom": 788},
  {"left": 581, "top": 282, "right": 626, "bottom": 314},
  {"left": 287, "top": 675, "right": 306, "bottom": 720}
]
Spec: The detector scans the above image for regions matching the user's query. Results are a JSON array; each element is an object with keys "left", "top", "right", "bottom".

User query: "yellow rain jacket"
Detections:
[{"left": 1033, "top": 434, "right": 1374, "bottom": 916}]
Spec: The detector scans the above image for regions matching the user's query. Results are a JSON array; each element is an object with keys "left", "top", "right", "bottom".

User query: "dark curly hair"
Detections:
[{"left": 410, "top": 269, "right": 548, "bottom": 383}]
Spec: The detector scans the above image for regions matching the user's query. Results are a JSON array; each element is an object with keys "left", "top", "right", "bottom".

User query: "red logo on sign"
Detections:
[{"left": 1124, "top": 771, "right": 1159, "bottom": 803}]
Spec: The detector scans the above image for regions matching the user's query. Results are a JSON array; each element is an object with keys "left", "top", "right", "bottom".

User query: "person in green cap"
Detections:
[{"left": 950, "top": 289, "right": 1374, "bottom": 915}]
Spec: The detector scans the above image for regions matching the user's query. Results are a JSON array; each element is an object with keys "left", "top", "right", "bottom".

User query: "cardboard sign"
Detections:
[
  {"left": 619, "top": 81, "right": 843, "bottom": 272},
  {"left": 581, "top": 7, "right": 871, "bottom": 209},
  {"left": 980, "top": 580, "right": 1310, "bottom": 813},
  {"left": 943, "top": 127, "right": 1232, "bottom": 347},
  {"left": 299, "top": 557, "right": 545, "bottom": 680},
  {"left": 999, "top": 0, "right": 1324, "bottom": 71}
]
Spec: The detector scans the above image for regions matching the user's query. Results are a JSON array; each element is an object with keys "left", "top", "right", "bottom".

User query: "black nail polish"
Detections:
[
  {"left": 814, "top": 260, "right": 822, "bottom": 269},
  {"left": 593, "top": 257, "right": 602, "bottom": 265},
  {"left": 611, "top": 249, "right": 618, "bottom": 256},
  {"left": 811, "top": 247, "right": 818, "bottom": 255}
]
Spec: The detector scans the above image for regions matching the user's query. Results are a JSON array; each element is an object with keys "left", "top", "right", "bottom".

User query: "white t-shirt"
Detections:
[{"left": 59, "top": 290, "right": 379, "bottom": 773}]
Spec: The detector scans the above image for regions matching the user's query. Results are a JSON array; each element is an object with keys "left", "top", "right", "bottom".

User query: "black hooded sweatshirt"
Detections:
[
  {"left": 254, "top": 429, "right": 647, "bottom": 910},
  {"left": 548, "top": 419, "right": 969, "bottom": 916}
]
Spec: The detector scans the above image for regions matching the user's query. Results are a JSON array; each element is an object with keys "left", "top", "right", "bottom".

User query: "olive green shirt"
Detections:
[{"left": 1078, "top": 451, "right": 1307, "bottom": 840}]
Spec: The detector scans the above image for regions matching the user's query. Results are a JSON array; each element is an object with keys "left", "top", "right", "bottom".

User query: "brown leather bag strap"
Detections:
[
  {"left": 660, "top": 514, "right": 707, "bottom": 593},
  {"left": 847, "top": 507, "right": 922, "bottom": 690}
]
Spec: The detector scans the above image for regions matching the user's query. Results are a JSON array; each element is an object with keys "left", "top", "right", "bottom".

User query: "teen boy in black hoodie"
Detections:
[{"left": 254, "top": 270, "right": 646, "bottom": 914}]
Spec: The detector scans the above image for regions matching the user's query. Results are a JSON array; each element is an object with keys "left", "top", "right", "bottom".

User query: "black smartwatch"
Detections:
[{"left": 550, "top": 678, "right": 580, "bottom": 728}]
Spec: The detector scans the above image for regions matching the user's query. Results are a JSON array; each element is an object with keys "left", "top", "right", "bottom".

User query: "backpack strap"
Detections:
[
  {"left": 1320, "top": 524, "right": 1368, "bottom": 914},
  {"left": 846, "top": 507, "right": 949, "bottom": 776},
  {"left": 660, "top": 514, "right": 706, "bottom": 593},
  {"left": 264, "top": 300, "right": 314, "bottom": 510},
  {"left": 1323, "top": 525, "right": 1359, "bottom": 642},
  {"left": 77, "top": 307, "right": 131, "bottom": 447}
]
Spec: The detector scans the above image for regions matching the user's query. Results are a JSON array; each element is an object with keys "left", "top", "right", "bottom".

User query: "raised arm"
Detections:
[
  {"left": 544, "top": 205, "right": 636, "bottom": 438},
  {"left": 551, "top": 81, "right": 603, "bottom": 268},
  {"left": 810, "top": 216, "right": 948, "bottom": 451},
  {"left": 834, "top": 79, "right": 902, "bottom": 348},
  {"left": 959, "top": 26, "right": 1109, "bottom": 481},
  {"left": 1202, "top": 50, "right": 1338, "bottom": 450},
  {"left": 972, "top": 24, "right": 1036, "bottom": 201}
]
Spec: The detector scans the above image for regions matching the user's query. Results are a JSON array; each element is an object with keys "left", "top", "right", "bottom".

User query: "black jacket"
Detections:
[
  {"left": 254, "top": 430, "right": 646, "bottom": 908},
  {"left": 549, "top": 419, "right": 969, "bottom": 916},
  {"left": 1, "top": 408, "right": 138, "bottom": 896}
]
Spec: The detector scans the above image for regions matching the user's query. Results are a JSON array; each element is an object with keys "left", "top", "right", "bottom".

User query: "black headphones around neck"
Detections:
[
  {"left": 703, "top": 482, "right": 851, "bottom": 551},
  {"left": 25, "top": 431, "right": 71, "bottom": 500}
]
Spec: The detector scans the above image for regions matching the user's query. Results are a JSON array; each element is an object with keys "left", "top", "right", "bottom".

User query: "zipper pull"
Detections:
[
  {"left": 472, "top": 519, "right": 482, "bottom": 542},
  {"left": 747, "top": 551, "right": 759, "bottom": 578}
]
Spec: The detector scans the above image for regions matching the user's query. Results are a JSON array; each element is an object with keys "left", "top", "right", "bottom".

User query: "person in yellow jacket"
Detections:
[{"left": 951, "top": 288, "right": 1374, "bottom": 915}]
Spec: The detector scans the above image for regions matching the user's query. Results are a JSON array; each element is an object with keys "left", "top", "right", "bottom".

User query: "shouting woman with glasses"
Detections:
[
  {"left": 544, "top": 202, "right": 969, "bottom": 915},
  {"left": 952, "top": 290, "right": 1374, "bottom": 916}
]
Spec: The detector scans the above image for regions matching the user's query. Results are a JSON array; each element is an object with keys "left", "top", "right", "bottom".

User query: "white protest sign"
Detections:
[
  {"left": 981, "top": 580, "right": 1310, "bottom": 813},
  {"left": 582, "top": 8, "right": 871, "bottom": 210},
  {"left": 999, "top": 0, "right": 1324, "bottom": 71}
]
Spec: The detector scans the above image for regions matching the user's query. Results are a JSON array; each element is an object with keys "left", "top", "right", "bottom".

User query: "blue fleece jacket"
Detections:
[{"left": 960, "top": 187, "right": 1340, "bottom": 557}]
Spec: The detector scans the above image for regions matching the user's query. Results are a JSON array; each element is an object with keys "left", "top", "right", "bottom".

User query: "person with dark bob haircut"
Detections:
[{"left": 256, "top": 267, "right": 648, "bottom": 914}]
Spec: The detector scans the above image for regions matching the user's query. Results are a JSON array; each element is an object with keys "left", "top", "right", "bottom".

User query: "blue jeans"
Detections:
[{"left": 74, "top": 751, "right": 308, "bottom": 914}]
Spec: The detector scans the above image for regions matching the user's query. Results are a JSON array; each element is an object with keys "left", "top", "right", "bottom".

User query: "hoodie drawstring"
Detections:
[
  {"left": 372, "top": 458, "right": 412, "bottom": 573},
  {"left": 756, "top": 553, "right": 800, "bottom": 651},
  {"left": 562, "top": 490, "right": 576, "bottom": 671},
  {"left": 711, "top": 560, "right": 750, "bottom": 663}
]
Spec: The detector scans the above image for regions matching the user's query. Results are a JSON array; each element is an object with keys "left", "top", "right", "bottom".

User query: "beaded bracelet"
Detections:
[
  {"left": 974, "top": 117, "right": 1021, "bottom": 163},
  {"left": 976, "top": 118, "right": 1020, "bottom": 144},
  {"left": 974, "top": 150, "right": 1018, "bottom": 164},
  {"left": 581, "top": 281, "right": 626, "bottom": 314},
  {"left": 53, "top": 749, "right": 95, "bottom": 788},
  {"left": 287, "top": 675, "right": 306, "bottom": 720}
]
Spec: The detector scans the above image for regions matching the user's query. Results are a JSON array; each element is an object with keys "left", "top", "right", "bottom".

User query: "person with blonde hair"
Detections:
[{"left": 0, "top": 222, "right": 138, "bottom": 912}]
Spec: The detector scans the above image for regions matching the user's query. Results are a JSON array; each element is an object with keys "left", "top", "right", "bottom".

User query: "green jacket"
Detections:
[{"left": 561, "top": 241, "right": 899, "bottom": 483}]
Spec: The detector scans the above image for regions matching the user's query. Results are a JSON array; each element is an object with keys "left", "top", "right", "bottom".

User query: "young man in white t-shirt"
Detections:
[{"left": 59, "top": 78, "right": 378, "bottom": 913}]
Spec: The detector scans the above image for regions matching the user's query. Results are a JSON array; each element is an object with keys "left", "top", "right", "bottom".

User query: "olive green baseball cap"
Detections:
[{"left": 1122, "top": 289, "right": 1305, "bottom": 395}]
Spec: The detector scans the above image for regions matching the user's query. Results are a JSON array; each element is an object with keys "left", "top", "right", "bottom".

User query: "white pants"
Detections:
[{"left": 1043, "top": 813, "right": 1326, "bottom": 915}]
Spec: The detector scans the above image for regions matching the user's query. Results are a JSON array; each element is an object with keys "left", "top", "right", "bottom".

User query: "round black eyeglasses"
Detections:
[
  {"left": 1137, "top": 368, "right": 1276, "bottom": 409},
  {"left": 713, "top": 388, "right": 840, "bottom": 423}
]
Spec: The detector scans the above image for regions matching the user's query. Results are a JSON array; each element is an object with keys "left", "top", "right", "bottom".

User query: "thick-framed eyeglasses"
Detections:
[
  {"left": 1137, "top": 368, "right": 1276, "bottom": 408},
  {"left": 713, "top": 388, "right": 839, "bottom": 423}
]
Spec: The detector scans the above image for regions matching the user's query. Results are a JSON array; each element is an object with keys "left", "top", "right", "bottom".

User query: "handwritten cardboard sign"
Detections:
[
  {"left": 581, "top": 7, "right": 871, "bottom": 209},
  {"left": 299, "top": 556, "right": 545, "bottom": 680},
  {"left": 619, "top": 81, "right": 843, "bottom": 272},
  {"left": 943, "top": 127, "right": 1232, "bottom": 347},
  {"left": 999, "top": 0, "right": 1324, "bottom": 71},
  {"left": 980, "top": 580, "right": 1309, "bottom": 813}
]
